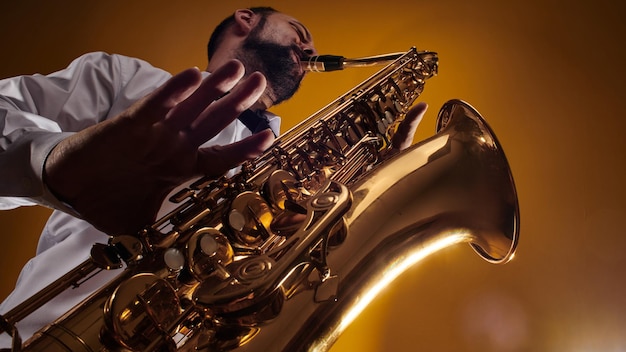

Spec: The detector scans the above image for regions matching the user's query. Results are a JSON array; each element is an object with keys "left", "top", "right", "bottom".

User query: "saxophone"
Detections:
[{"left": 0, "top": 47, "right": 519, "bottom": 351}]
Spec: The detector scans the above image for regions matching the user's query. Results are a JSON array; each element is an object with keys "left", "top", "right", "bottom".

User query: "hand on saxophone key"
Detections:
[
  {"left": 391, "top": 101, "right": 429, "bottom": 151},
  {"left": 43, "top": 59, "right": 275, "bottom": 236}
]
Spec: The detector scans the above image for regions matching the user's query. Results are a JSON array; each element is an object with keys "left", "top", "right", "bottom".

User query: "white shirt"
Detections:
[{"left": 0, "top": 52, "right": 280, "bottom": 346}]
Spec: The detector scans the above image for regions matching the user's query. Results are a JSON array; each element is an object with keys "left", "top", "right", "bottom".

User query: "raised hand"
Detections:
[{"left": 44, "top": 60, "right": 275, "bottom": 235}]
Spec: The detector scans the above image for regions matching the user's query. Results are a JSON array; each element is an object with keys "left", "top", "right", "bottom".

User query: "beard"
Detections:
[{"left": 237, "top": 29, "right": 304, "bottom": 106}]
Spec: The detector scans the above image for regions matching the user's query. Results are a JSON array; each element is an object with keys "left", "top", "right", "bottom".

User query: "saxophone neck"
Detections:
[{"left": 301, "top": 49, "right": 438, "bottom": 72}]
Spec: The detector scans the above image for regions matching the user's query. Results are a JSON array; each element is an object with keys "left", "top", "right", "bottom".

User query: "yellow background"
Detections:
[{"left": 1, "top": 0, "right": 625, "bottom": 351}]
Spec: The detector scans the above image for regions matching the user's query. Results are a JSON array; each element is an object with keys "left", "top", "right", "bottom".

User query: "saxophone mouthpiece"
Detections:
[{"left": 302, "top": 55, "right": 346, "bottom": 72}]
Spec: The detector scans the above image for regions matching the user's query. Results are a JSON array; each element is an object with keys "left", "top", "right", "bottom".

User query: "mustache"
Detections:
[{"left": 292, "top": 45, "right": 307, "bottom": 61}]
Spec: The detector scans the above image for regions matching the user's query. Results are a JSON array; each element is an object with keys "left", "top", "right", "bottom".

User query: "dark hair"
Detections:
[{"left": 207, "top": 7, "right": 278, "bottom": 61}]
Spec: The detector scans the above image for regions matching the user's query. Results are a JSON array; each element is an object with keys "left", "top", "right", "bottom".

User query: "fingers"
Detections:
[
  {"left": 185, "top": 71, "right": 267, "bottom": 146},
  {"left": 392, "top": 102, "right": 428, "bottom": 150},
  {"left": 157, "top": 59, "right": 267, "bottom": 147},
  {"left": 136, "top": 67, "right": 204, "bottom": 123},
  {"left": 196, "top": 129, "right": 275, "bottom": 177},
  {"left": 164, "top": 60, "right": 246, "bottom": 130}
]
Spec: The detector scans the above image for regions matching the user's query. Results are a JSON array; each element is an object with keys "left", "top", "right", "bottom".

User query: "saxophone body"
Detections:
[{"left": 0, "top": 48, "right": 519, "bottom": 351}]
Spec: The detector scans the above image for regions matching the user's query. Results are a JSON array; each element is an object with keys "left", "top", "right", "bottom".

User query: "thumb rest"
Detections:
[{"left": 0, "top": 47, "right": 519, "bottom": 351}]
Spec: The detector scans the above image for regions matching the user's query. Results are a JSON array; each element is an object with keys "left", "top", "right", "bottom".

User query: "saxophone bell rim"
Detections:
[{"left": 436, "top": 99, "right": 520, "bottom": 264}]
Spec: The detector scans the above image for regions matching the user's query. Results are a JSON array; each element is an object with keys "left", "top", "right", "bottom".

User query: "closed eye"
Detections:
[
  {"left": 290, "top": 21, "right": 312, "bottom": 44},
  {"left": 291, "top": 24, "right": 305, "bottom": 42}
]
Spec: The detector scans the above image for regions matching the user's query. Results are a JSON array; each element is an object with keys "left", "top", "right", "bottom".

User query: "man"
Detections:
[{"left": 0, "top": 7, "right": 427, "bottom": 347}]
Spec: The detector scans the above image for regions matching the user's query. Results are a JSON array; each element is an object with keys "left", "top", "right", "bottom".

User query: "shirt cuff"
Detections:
[{"left": 0, "top": 131, "right": 81, "bottom": 216}]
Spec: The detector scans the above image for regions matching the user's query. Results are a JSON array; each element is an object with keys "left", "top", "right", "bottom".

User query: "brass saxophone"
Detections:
[{"left": 0, "top": 47, "right": 519, "bottom": 351}]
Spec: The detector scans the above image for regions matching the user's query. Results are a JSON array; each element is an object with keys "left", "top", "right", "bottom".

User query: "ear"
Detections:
[{"left": 233, "top": 9, "right": 258, "bottom": 35}]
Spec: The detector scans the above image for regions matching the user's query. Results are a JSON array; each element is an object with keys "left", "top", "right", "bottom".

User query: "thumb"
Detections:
[{"left": 392, "top": 102, "right": 428, "bottom": 150}]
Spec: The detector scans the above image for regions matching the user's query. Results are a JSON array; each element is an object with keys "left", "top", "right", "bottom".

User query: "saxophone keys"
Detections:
[
  {"left": 103, "top": 273, "right": 181, "bottom": 351},
  {"left": 187, "top": 227, "right": 234, "bottom": 281},
  {"left": 263, "top": 169, "right": 305, "bottom": 211},
  {"left": 164, "top": 247, "right": 185, "bottom": 271},
  {"left": 192, "top": 255, "right": 283, "bottom": 319},
  {"left": 227, "top": 191, "right": 274, "bottom": 246}
]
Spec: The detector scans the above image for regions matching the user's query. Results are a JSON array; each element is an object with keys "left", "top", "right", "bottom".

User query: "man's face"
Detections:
[{"left": 236, "top": 13, "right": 316, "bottom": 107}]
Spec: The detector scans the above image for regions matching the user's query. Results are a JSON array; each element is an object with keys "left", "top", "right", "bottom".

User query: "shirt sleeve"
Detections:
[{"left": 0, "top": 52, "right": 171, "bottom": 211}]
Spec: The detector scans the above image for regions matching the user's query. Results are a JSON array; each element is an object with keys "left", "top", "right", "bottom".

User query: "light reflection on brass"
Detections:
[
  {"left": 228, "top": 192, "right": 274, "bottom": 246},
  {"left": 103, "top": 273, "right": 181, "bottom": 351},
  {"left": 187, "top": 227, "right": 234, "bottom": 281}
]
